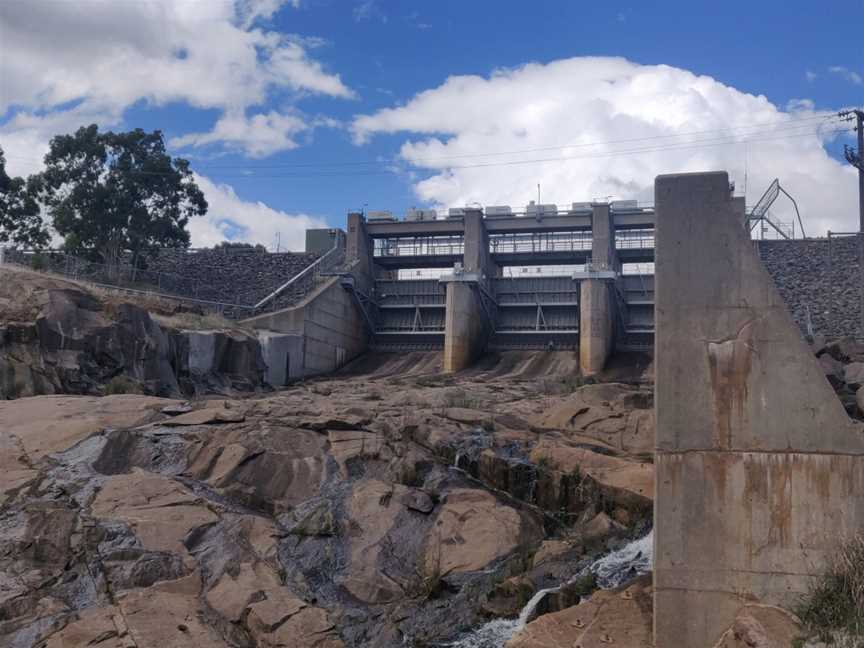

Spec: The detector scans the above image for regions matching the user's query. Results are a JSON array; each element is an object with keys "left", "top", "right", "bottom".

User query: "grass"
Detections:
[
  {"left": 104, "top": 374, "right": 142, "bottom": 395},
  {"left": 795, "top": 535, "right": 864, "bottom": 642}
]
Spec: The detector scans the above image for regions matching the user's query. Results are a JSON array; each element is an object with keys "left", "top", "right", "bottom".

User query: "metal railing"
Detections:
[{"left": 252, "top": 240, "right": 344, "bottom": 312}]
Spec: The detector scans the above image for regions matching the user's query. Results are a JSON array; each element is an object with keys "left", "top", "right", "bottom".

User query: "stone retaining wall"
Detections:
[
  {"left": 143, "top": 248, "right": 320, "bottom": 306},
  {"left": 758, "top": 236, "right": 863, "bottom": 339}
]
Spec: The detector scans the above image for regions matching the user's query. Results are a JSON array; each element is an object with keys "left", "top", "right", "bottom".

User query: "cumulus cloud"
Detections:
[
  {"left": 170, "top": 110, "right": 310, "bottom": 158},
  {"left": 0, "top": 0, "right": 352, "bottom": 156},
  {"left": 352, "top": 56, "right": 858, "bottom": 234},
  {"left": 190, "top": 175, "right": 327, "bottom": 250},
  {"left": 829, "top": 66, "right": 863, "bottom": 85}
]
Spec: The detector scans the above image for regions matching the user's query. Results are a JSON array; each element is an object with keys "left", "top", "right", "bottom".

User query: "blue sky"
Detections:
[{"left": 1, "top": 0, "right": 862, "bottom": 248}]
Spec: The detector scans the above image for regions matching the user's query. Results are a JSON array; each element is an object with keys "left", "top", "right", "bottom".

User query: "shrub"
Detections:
[
  {"left": 795, "top": 535, "right": 864, "bottom": 641},
  {"left": 105, "top": 374, "right": 141, "bottom": 395}
]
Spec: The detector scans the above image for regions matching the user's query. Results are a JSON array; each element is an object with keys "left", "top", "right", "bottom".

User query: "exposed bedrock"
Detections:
[
  {"left": 0, "top": 269, "right": 268, "bottom": 399},
  {"left": 0, "top": 351, "right": 655, "bottom": 647}
]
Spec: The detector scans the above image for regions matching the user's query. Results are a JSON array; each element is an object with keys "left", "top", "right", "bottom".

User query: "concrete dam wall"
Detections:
[{"left": 653, "top": 172, "right": 864, "bottom": 647}]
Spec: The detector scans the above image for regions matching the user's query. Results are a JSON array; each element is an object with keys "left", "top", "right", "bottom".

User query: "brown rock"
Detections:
[
  {"left": 91, "top": 470, "right": 218, "bottom": 566},
  {"left": 532, "top": 540, "right": 579, "bottom": 568},
  {"left": 712, "top": 604, "right": 803, "bottom": 648},
  {"left": 342, "top": 479, "right": 407, "bottom": 603},
  {"left": 427, "top": 489, "right": 538, "bottom": 574},
  {"left": 530, "top": 440, "right": 654, "bottom": 509},
  {"left": 328, "top": 430, "right": 385, "bottom": 475},
  {"left": 506, "top": 575, "right": 652, "bottom": 648},
  {"left": 0, "top": 394, "right": 172, "bottom": 462},
  {"left": 582, "top": 512, "right": 626, "bottom": 544}
]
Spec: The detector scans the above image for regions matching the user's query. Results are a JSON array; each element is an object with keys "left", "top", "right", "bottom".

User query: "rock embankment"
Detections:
[
  {"left": 0, "top": 350, "right": 655, "bottom": 647},
  {"left": 759, "top": 237, "right": 864, "bottom": 339},
  {"left": 0, "top": 267, "right": 267, "bottom": 399}
]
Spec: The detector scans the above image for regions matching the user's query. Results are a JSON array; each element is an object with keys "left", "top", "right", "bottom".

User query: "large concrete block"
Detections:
[
  {"left": 653, "top": 171, "right": 864, "bottom": 647},
  {"left": 258, "top": 331, "right": 303, "bottom": 386}
]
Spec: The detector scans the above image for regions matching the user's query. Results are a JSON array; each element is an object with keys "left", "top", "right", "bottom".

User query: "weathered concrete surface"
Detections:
[
  {"left": 579, "top": 280, "right": 612, "bottom": 376},
  {"left": 579, "top": 204, "right": 618, "bottom": 376},
  {"left": 443, "top": 281, "right": 486, "bottom": 372},
  {"left": 653, "top": 171, "right": 864, "bottom": 647},
  {"left": 246, "top": 277, "right": 368, "bottom": 378}
]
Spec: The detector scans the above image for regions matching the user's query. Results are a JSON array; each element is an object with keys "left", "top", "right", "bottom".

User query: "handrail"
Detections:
[{"left": 253, "top": 240, "right": 341, "bottom": 310}]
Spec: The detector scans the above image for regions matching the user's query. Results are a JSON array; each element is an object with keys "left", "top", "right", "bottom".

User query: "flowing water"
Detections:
[{"left": 445, "top": 529, "right": 654, "bottom": 647}]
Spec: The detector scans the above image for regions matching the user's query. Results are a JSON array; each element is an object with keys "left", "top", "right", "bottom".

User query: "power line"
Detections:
[
  {"left": 2, "top": 113, "right": 845, "bottom": 170},
  {"left": 193, "top": 113, "right": 847, "bottom": 169},
  {"left": 2, "top": 123, "right": 853, "bottom": 179},
  {"left": 190, "top": 125, "right": 854, "bottom": 179}
]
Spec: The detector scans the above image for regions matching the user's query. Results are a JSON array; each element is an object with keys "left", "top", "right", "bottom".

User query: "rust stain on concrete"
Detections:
[{"left": 707, "top": 320, "right": 756, "bottom": 450}]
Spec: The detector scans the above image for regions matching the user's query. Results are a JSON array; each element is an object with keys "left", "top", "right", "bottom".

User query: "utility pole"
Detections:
[{"left": 841, "top": 109, "right": 864, "bottom": 232}]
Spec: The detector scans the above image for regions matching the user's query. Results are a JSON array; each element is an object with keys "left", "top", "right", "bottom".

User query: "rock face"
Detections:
[
  {"left": 712, "top": 604, "right": 803, "bottom": 648},
  {"left": 0, "top": 345, "right": 657, "bottom": 647},
  {"left": 0, "top": 268, "right": 267, "bottom": 399}
]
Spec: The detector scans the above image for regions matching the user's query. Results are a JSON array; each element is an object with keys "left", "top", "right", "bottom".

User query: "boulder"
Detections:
[
  {"left": 506, "top": 575, "right": 652, "bottom": 648},
  {"left": 845, "top": 362, "right": 864, "bottom": 387},
  {"left": 426, "top": 489, "right": 540, "bottom": 574},
  {"left": 712, "top": 604, "right": 803, "bottom": 648}
]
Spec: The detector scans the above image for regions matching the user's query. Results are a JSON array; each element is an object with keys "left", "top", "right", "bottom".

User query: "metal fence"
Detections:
[{"left": 0, "top": 246, "right": 343, "bottom": 319}]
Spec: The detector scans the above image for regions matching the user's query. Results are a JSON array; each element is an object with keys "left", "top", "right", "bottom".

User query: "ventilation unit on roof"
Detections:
[
  {"left": 367, "top": 210, "right": 396, "bottom": 222},
  {"left": 526, "top": 202, "right": 558, "bottom": 217},
  {"left": 610, "top": 200, "right": 639, "bottom": 211},
  {"left": 484, "top": 205, "right": 512, "bottom": 218},
  {"left": 570, "top": 202, "right": 593, "bottom": 213},
  {"left": 405, "top": 208, "right": 437, "bottom": 221}
]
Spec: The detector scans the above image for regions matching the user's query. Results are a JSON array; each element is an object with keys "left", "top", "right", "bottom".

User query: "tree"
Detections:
[
  {"left": 0, "top": 146, "right": 49, "bottom": 248},
  {"left": 39, "top": 125, "right": 207, "bottom": 268}
]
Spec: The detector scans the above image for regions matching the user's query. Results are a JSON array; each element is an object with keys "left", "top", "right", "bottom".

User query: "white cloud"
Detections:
[
  {"left": 829, "top": 66, "right": 863, "bottom": 85},
  {"left": 190, "top": 175, "right": 326, "bottom": 250},
  {"left": 805, "top": 70, "right": 818, "bottom": 82},
  {"left": 351, "top": 56, "right": 858, "bottom": 235},
  {"left": 0, "top": 0, "right": 352, "bottom": 156},
  {"left": 170, "top": 109, "right": 310, "bottom": 158},
  {"left": 354, "top": 0, "right": 387, "bottom": 23}
]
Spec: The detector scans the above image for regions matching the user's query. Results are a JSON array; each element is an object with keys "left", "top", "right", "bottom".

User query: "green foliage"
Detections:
[
  {"left": 212, "top": 241, "right": 267, "bottom": 252},
  {"left": 570, "top": 571, "right": 597, "bottom": 597},
  {"left": 105, "top": 374, "right": 141, "bottom": 395},
  {"left": 37, "top": 124, "right": 207, "bottom": 266},
  {"left": 795, "top": 535, "right": 864, "bottom": 641},
  {"left": 0, "top": 146, "right": 49, "bottom": 248}
]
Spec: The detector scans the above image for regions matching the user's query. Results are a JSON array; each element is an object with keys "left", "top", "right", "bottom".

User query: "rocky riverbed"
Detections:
[{"left": 0, "top": 343, "right": 659, "bottom": 647}]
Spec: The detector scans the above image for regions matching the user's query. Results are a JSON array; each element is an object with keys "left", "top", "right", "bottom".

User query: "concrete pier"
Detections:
[
  {"left": 653, "top": 172, "right": 864, "bottom": 646},
  {"left": 442, "top": 209, "right": 494, "bottom": 372},
  {"left": 579, "top": 203, "right": 618, "bottom": 375}
]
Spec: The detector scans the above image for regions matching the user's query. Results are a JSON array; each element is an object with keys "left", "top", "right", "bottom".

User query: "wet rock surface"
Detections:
[{"left": 0, "top": 347, "right": 655, "bottom": 647}]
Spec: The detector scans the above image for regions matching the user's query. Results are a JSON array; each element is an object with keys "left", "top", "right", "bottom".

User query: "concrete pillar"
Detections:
[
  {"left": 443, "top": 279, "right": 486, "bottom": 372},
  {"left": 442, "top": 209, "right": 493, "bottom": 372},
  {"left": 462, "top": 208, "right": 494, "bottom": 274},
  {"left": 654, "top": 171, "right": 864, "bottom": 647},
  {"left": 346, "top": 211, "right": 375, "bottom": 287},
  {"left": 579, "top": 203, "right": 618, "bottom": 376},
  {"left": 579, "top": 280, "right": 612, "bottom": 375}
]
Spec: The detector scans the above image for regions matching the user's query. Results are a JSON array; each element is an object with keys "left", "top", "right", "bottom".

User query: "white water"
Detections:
[{"left": 446, "top": 530, "right": 653, "bottom": 647}]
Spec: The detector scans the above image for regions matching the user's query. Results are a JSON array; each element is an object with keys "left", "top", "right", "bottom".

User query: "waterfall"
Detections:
[
  {"left": 445, "top": 529, "right": 653, "bottom": 647},
  {"left": 590, "top": 529, "right": 653, "bottom": 589}
]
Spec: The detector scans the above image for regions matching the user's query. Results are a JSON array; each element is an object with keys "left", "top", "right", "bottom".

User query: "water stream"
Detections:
[{"left": 445, "top": 530, "right": 653, "bottom": 647}]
